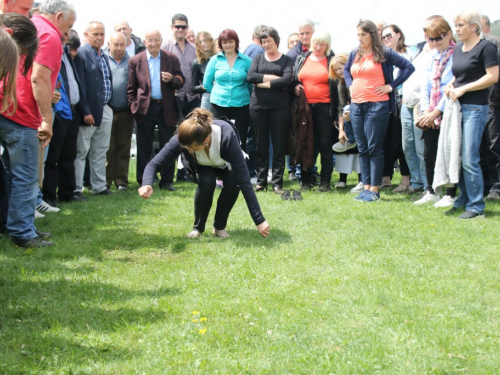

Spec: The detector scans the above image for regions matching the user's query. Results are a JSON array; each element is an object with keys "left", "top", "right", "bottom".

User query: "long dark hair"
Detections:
[
  {"left": 0, "top": 29, "right": 19, "bottom": 115},
  {"left": 385, "top": 24, "right": 408, "bottom": 53},
  {"left": 0, "top": 13, "right": 38, "bottom": 75},
  {"left": 356, "top": 20, "right": 386, "bottom": 63}
]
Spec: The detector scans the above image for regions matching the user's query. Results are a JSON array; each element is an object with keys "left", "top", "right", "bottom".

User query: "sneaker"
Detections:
[
  {"left": 406, "top": 187, "right": 424, "bottom": 195},
  {"left": 250, "top": 177, "right": 258, "bottom": 185},
  {"left": 117, "top": 185, "right": 128, "bottom": 191},
  {"left": 35, "top": 210, "right": 45, "bottom": 219},
  {"left": 94, "top": 188, "right": 114, "bottom": 195},
  {"left": 485, "top": 191, "right": 500, "bottom": 201},
  {"left": 361, "top": 191, "right": 381, "bottom": 202},
  {"left": 35, "top": 229, "right": 52, "bottom": 239},
  {"left": 350, "top": 182, "right": 364, "bottom": 193},
  {"left": 11, "top": 236, "right": 54, "bottom": 248},
  {"left": 72, "top": 192, "right": 89, "bottom": 202},
  {"left": 267, "top": 170, "right": 272, "bottom": 183},
  {"left": 414, "top": 191, "right": 440, "bottom": 205},
  {"left": 318, "top": 182, "right": 331, "bottom": 192},
  {"left": 36, "top": 200, "right": 60, "bottom": 213},
  {"left": 335, "top": 181, "right": 346, "bottom": 189},
  {"left": 354, "top": 189, "right": 370, "bottom": 201},
  {"left": 433, "top": 195, "right": 457, "bottom": 208},
  {"left": 458, "top": 210, "right": 485, "bottom": 220},
  {"left": 444, "top": 207, "right": 461, "bottom": 216},
  {"left": 332, "top": 141, "right": 356, "bottom": 153}
]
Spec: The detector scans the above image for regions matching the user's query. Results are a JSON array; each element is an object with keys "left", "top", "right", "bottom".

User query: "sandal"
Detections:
[
  {"left": 213, "top": 228, "right": 230, "bottom": 239},
  {"left": 281, "top": 190, "right": 292, "bottom": 200},
  {"left": 254, "top": 185, "right": 267, "bottom": 192},
  {"left": 292, "top": 190, "right": 303, "bottom": 201}
]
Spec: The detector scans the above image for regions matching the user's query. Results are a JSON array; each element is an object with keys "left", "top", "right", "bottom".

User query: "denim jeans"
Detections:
[
  {"left": 0, "top": 115, "right": 38, "bottom": 240},
  {"left": 350, "top": 101, "right": 390, "bottom": 187},
  {"left": 343, "top": 105, "right": 356, "bottom": 143},
  {"left": 454, "top": 103, "right": 489, "bottom": 214},
  {"left": 200, "top": 93, "right": 211, "bottom": 111},
  {"left": 401, "top": 104, "right": 426, "bottom": 189}
]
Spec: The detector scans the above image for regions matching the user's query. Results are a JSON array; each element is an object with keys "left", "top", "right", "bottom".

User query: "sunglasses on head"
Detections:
[
  {"left": 428, "top": 34, "right": 445, "bottom": 42},
  {"left": 381, "top": 33, "right": 393, "bottom": 41},
  {"left": 173, "top": 25, "right": 188, "bottom": 30}
]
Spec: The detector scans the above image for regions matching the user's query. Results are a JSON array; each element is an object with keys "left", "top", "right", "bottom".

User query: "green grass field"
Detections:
[{"left": 1, "top": 162, "right": 500, "bottom": 374}]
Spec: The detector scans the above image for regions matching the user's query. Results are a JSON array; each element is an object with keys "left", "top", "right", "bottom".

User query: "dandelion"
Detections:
[
  {"left": 199, "top": 328, "right": 206, "bottom": 335},
  {"left": 192, "top": 319, "right": 198, "bottom": 323},
  {"left": 267, "top": 330, "right": 273, "bottom": 335},
  {"left": 200, "top": 317, "right": 207, "bottom": 322},
  {"left": 192, "top": 311, "right": 199, "bottom": 315}
]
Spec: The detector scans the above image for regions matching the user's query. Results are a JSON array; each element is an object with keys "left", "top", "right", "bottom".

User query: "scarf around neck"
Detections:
[{"left": 430, "top": 40, "right": 456, "bottom": 126}]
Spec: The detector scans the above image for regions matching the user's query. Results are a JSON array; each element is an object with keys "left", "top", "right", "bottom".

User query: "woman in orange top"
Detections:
[
  {"left": 343, "top": 20, "right": 414, "bottom": 202},
  {"left": 292, "top": 29, "right": 338, "bottom": 192}
]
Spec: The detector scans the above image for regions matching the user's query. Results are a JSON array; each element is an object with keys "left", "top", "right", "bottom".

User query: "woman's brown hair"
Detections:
[
  {"left": 177, "top": 108, "right": 213, "bottom": 148},
  {"left": 426, "top": 18, "right": 455, "bottom": 42},
  {"left": 195, "top": 31, "right": 217, "bottom": 64},
  {"left": 356, "top": 20, "right": 386, "bottom": 63},
  {"left": 0, "top": 29, "right": 19, "bottom": 115},
  {"left": 385, "top": 24, "right": 408, "bottom": 53}
]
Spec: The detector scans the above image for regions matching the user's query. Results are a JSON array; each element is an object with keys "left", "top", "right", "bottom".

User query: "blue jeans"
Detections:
[
  {"left": 0, "top": 115, "right": 39, "bottom": 240},
  {"left": 454, "top": 104, "right": 489, "bottom": 214},
  {"left": 351, "top": 101, "right": 390, "bottom": 187},
  {"left": 343, "top": 105, "right": 355, "bottom": 143},
  {"left": 200, "top": 93, "right": 211, "bottom": 111},
  {"left": 401, "top": 104, "right": 426, "bottom": 189}
]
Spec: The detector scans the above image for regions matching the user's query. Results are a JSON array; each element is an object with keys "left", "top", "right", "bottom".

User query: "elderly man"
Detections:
[
  {"left": 114, "top": 20, "right": 145, "bottom": 57},
  {"left": 186, "top": 27, "right": 195, "bottom": 44},
  {"left": 0, "top": 0, "right": 75, "bottom": 247},
  {"left": 74, "top": 21, "right": 114, "bottom": 196},
  {"left": 105, "top": 32, "right": 134, "bottom": 191},
  {"left": 287, "top": 19, "right": 315, "bottom": 63},
  {"left": 243, "top": 25, "right": 266, "bottom": 59},
  {"left": 128, "top": 29, "right": 184, "bottom": 191},
  {"left": 0, "top": 0, "right": 33, "bottom": 15},
  {"left": 287, "top": 33, "right": 299, "bottom": 50}
]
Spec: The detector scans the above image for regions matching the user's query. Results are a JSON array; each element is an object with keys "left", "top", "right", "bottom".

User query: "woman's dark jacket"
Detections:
[
  {"left": 191, "top": 58, "right": 208, "bottom": 94},
  {"left": 142, "top": 119, "right": 265, "bottom": 226},
  {"left": 343, "top": 47, "right": 415, "bottom": 113}
]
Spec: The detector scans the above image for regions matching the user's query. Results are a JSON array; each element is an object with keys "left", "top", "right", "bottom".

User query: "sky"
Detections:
[{"left": 71, "top": 0, "right": 500, "bottom": 54}]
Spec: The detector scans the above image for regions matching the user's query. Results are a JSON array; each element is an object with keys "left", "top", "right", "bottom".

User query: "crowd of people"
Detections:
[{"left": 0, "top": 0, "right": 499, "bottom": 247}]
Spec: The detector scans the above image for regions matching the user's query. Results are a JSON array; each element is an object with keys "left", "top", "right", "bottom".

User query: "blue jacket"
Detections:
[
  {"left": 343, "top": 47, "right": 415, "bottom": 113},
  {"left": 54, "top": 72, "right": 72, "bottom": 119}
]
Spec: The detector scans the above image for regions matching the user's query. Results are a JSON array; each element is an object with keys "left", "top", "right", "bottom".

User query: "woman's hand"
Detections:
[
  {"left": 375, "top": 84, "right": 392, "bottom": 96},
  {"left": 295, "top": 84, "right": 303, "bottom": 96},
  {"left": 257, "top": 220, "right": 270, "bottom": 238},
  {"left": 419, "top": 109, "right": 442, "bottom": 129},
  {"left": 447, "top": 86, "right": 466, "bottom": 102},
  {"left": 444, "top": 78, "right": 455, "bottom": 97},
  {"left": 138, "top": 185, "right": 154, "bottom": 199},
  {"left": 338, "top": 130, "right": 347, "bottom": 144}
]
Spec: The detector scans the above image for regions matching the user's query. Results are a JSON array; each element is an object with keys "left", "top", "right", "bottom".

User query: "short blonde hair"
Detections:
[
  {"left": 310, "top": 29, "right": 331, "bottom": 56},
  {"left": 454, "top": 10, "right": 482, "bottom": 36},
  {"left": 329, "top": 53, "right": 348, "bottom": 80}
]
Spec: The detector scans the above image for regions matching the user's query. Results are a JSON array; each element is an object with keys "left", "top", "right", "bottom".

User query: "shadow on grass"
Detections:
[{"left": 222, "top": 227, "right": 292, "bottom": 249}]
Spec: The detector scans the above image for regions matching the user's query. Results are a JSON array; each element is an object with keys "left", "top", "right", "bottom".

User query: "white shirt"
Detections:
[
  {"left": 126, "top": 40, "right": 136, "bottom": 57},
  {"left": 195, "top": 125, "right": 229, "bottom": 168}
]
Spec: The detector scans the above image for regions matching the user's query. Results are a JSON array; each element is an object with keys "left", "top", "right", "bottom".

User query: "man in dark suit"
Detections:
[
  {"left": 74, "top": 21, "right": 114, "bottom": 196},
  {"left": 43, "top": 29, "right": 87, "bottom": 205},
  {"left": 127, "top": 29, "right": 184, "bottom": 191}
]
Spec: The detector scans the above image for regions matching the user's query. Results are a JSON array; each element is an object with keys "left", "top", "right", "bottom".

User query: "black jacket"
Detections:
[
  {"left": 130, "top": 34, "right": 146, "bottom": 55},
  {"left": 286, "top": 41, "right": 304, "bottom": 63},
  {"left": 191, "top": 58, "right": 208, "bottom": 94},
  {"left": 292, "top": 51, "right": 339, "bottom": 120},
  {"left": 142, "top": 118, "right": 265, "bottom": 226}
]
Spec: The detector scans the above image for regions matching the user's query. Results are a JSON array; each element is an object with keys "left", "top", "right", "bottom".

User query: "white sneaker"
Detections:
[
  {"left": 267, "top": 170, "right": 272, "bottom": 183},
  {"left": 414, "top": 191, "right": 440, "bottom": 205},
  {"left": 350, "top": 182, "right": 364, "bottom": 193},
  {"left": 35, "top": 210, "right": 45, "bottom": 219},
  {"left": 433, "top": 195, "right": 457, "bottom": 208},
  {"left": 335, "top": 181, "right": 346, "bottom": 188},
  {"left": 36, "top": 200, "right": 60, "bottom": 213}
]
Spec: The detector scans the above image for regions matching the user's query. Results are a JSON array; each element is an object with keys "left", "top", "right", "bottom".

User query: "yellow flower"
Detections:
[
  {"left": 200, "top": 317, "right": 207, "bottom": 322},
  {"left": 192, "top": 311, "right": 199, "bottom": 315},
  {"left": 199, "top": 328, "right": 207, "bottom": 335},
  {"left": 192, "top": 319, "right": 198, "bottom": 323}
]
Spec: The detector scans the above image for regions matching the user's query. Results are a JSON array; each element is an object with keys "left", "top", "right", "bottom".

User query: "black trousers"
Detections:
[
  {"left": 249, "top": 108, "right": 288, "bottom": 188},
  {"left": 383, "top": 113, "right": 410, "bottom": 177},
  {"left": 0, "top": 160, "right": 7, "bottom": 232},
  {"left": 210, "top": 104, "right": 249, "bottom": 152},
  {"left": 480, "top": 105, "right": 500, "bottom": 193},
  {"left": 42, "top": 108, "right": 80, "bottom": 201},
  {"left": 302, "top": 103, "right": 336, "bottom": 184},
  {"left": 194, "top": 165, "right": 240, "bottom": 233},
  {"left": 423, "top": 128, "right": 457, "bottom": 196},
  {"left": 136, "top": 101, "right": 175, "bottom": 187}
]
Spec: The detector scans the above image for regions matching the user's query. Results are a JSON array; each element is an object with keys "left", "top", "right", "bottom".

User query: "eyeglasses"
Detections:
[
  {"left": 428, "top": 34, "right": 446, "bottom": 42},
  {"left": 173, "top": 25, "right": 188, "bottom": 30},
  {"left": 381, "top": 33, "right": 393, "bottom": 41}
]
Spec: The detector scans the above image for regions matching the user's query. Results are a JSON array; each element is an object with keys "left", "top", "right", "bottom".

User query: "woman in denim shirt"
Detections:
[{"left": 203, "top": 29, "right": 252, "bottom": 151}]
